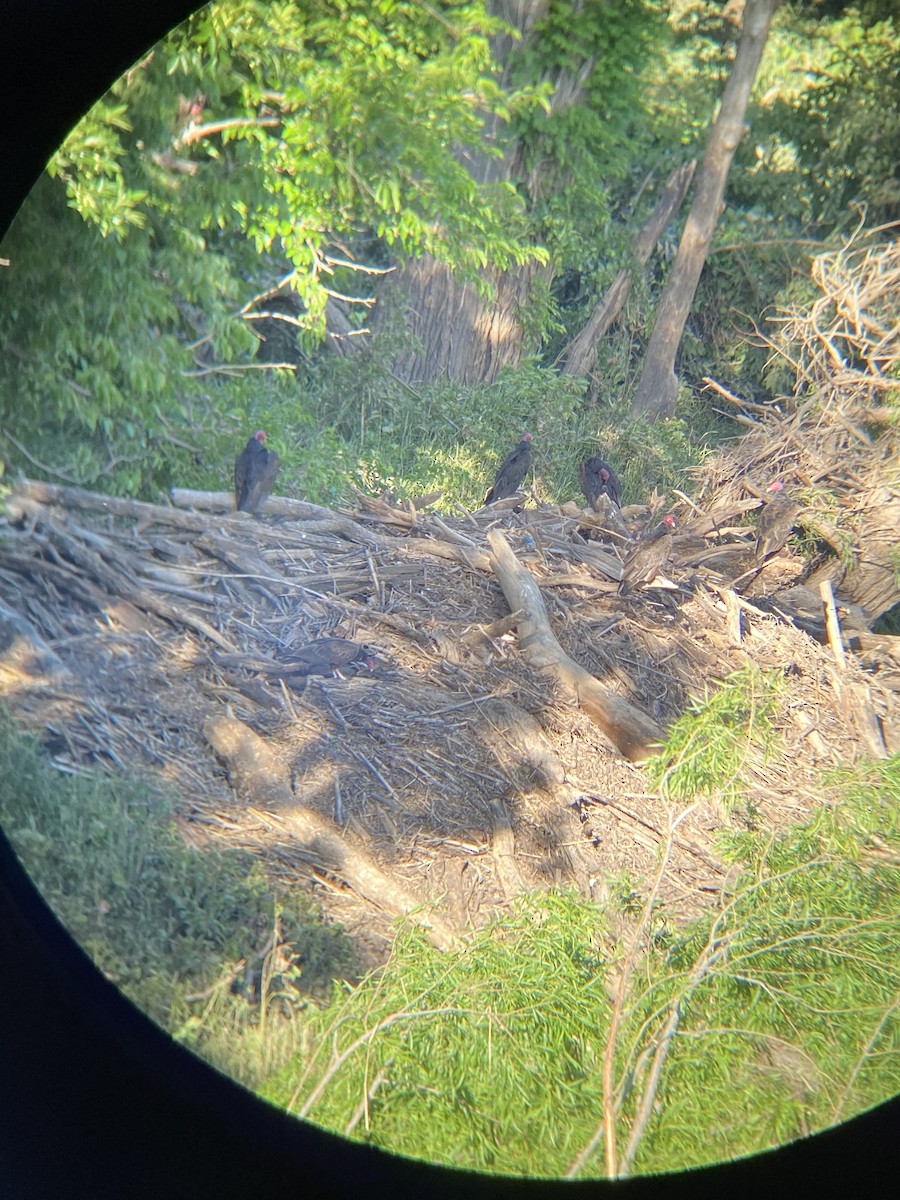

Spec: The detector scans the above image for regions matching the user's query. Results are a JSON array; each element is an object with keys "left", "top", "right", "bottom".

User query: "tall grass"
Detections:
[{"left": 259, "top": 753, "right": 900, "bottom": 1178}]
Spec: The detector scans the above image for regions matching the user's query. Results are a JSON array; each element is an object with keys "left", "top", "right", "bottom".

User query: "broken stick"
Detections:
[{"left": 819, "top": 579, "right": 848, "bottom": 670}]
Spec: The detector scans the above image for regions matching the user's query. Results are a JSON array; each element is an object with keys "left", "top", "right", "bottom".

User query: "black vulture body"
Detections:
[
  {"left": 235, "top": 431, "right": 280, "bottom": 513},
  {"left": 579, "top": 456, "right": 622, "bottom": 510},
  {"left": 484, "top": 434, "right": 533, "bottom": 505}
]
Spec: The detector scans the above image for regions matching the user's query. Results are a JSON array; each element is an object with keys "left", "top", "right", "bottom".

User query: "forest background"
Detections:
[
  {"left": 2, "top": 0, "right": 896, "bottom": 510},
  {"left": 1, "top": 0, "right": 898, "bottom": 1183}
]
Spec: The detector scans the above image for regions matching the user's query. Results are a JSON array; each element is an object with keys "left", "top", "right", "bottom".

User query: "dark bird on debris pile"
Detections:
[
  {"left": 755, "top": 480, "right": 801, "bottom": 562},
  {"left": 264, "top": 638, "right": 376, "bottom": 683},
  {"left": 235, "top": 430, "right": 280, "bottom": 513},
  {"left": 619, "top": 514, "right": 677, "bottom": 594},
  {"left": 579, "top": 456, "right": 622, "bottom": 510},
  {"left": 484, "top": 433, "right": 533, "bottom": 505}
]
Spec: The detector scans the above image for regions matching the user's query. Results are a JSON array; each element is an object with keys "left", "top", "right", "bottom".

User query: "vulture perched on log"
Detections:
[
  {"left": 263, "top": 638, "right": 376, "bottom": 683},
  {"left": 579, "top": 456, "right": 622, "bottom": 510},
  {"left": 235, "top": 430, "right": 280, "bottom": 513},
  {"left": 484, "top": 433, "right": 533, "bottom": 505},
  {"left": 619, "top": 514, "right": 677, "bottom": 594},
  {"left": 755, "top": 480, "right": 801, "bottom": 562}
]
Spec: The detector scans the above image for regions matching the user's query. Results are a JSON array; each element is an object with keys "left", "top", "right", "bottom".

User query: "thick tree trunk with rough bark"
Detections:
[
  {"left": 375, "top": 0, "right": 595, "bottom": 385},
  {"left": 381, "top": 257, "right": 549, "bottom": 385},
  {"left": 631, "top": 0, "right": 778, "bottom": 420}
]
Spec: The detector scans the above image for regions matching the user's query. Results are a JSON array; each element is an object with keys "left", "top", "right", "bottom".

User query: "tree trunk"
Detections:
[
  {"left": 559, "top": 160, "right": 696, "bottom": 380},
  {"left": 631, "top": 0, "right": 778, "bottom": 421},
  {"left": 381, "top": 257, "right": 549, "bottom": 385},
  {"left": 376, "top": 0, "right": 596, "bottom": 385}
]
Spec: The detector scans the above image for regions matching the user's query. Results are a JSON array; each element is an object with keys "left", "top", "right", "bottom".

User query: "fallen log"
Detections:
[
  {"left": 203, "top": 712, "right": 461, "bottom": 951},
  {"left": 171, "top": 486, "right": 358, "bottom": 524},
  {"left": 487, "top": 531, "right": 664, "bottom": 763},
  {"left": 8, "top": 478, "right": 213, "bottom": 532}
]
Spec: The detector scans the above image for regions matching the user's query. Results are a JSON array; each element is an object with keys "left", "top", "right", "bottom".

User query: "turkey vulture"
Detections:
[
  {"left": 263, "top": 638, "right": 376, "bottom": 682},
  {"left": 579, "top": 456, "right": 622, "bottom": 510},
  {"left": 234, "top": 430, "right": 280, "bottom": 513},
  {"left": 619, "top": 514, "right": 677, "bottom": 594},
  {"left": 484, "top": 433, "right": 533, "bottom": 505},
  {"left": 755, "top": 481, "right": 801, "bottom": 562}
]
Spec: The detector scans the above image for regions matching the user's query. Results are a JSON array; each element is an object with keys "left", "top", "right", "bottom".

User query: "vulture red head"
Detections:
[
  {"left": 661, "top": 514, "right": 677, "bottom": 528},
  {"left": 766, "top": 480, "right": 785, "bottom": 494},
  {"left": 253, "top": 430, "right": 268, "bottom": 444}
]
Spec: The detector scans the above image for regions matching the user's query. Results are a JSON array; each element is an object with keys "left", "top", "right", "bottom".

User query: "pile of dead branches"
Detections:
[
  {"left": 2, "top": 220, "right": 898, "bottom": 958},
  {"left": 2, "top": 452, "right": 897, "bottom": 965},
  {"left": 699, "top": 223, "right": 899, "bottom": 625}
]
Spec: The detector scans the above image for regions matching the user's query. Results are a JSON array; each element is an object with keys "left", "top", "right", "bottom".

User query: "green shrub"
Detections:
[{"left": 0, "top": 709, "right": 351, "bottom": 1029}]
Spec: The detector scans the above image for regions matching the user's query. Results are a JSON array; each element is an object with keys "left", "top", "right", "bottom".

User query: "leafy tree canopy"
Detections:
[
  {"left": 0, "top": 0, "right": 896, "bottom": 498},
  {"left": 1, "top": 0, "right": 554, "bottom": 487}
]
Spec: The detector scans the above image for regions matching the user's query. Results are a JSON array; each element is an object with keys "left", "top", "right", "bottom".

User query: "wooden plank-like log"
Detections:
[{"left": 487, "top": 531, "right": 664, "bottom": 762}]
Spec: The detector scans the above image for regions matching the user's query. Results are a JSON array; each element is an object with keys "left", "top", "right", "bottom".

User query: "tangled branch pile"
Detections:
[
  {"left": 2, "top": 445, "right": 897, "bottom": 965},
  {"left": 0, "top": 227, "right": 897, "bottom": 965},
  {"left": 699, "top": 225, "right": 899, "bottom": 623}
]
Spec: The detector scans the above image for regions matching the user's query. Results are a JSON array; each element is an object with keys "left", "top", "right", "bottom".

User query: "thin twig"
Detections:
[
  {"left": 292, "top": 1007, "right": 468, "bottom": 1118},
  {"left": 344, "top": 1064, "right": 391, "bottom": 1135},
  {"left": 831, "top": 994, "right": 900, "bottom": 1124},
  {"left": 3, "top": 433, "right": 82, "bottom": 483},
  {"left": 567, "top": 806, "right": 694, "bottom": 1179}
]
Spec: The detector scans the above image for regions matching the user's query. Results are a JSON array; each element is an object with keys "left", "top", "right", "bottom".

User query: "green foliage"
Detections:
[
  {"left": 621, "top": 3, "right": 900, "bottom": 404},
  {"left": 262, "top": 891, "right": 614, "bottom": 1174},
  {"left": 253, "top": 355, "right": 721, "bottom": 512},
  {"left": 508, "top": 0, "right": 665, "bottom": 263},
  {"left": 0, "top": 0, "right": 551, "bottom": 490},
  {"left": 47, "top": 101, "right": 149, "bottom": 238},
  {"left": 647, "top": 667, "right": 784, "bottom": 810},
  {"left": 258, "top": 757, "right": 900, "bottom": 1176},
  {"left": 0, "top": 709, "right": 351, "bottom": 1027},
  {"left": 739, "top": 7, "right": 900, "bottom": 226},
  {"left": 634, "top": 755, "right": 900, "bottom": 1173},
  {"left": 1, "top": 0, "right": 895, "bottom": 508}
]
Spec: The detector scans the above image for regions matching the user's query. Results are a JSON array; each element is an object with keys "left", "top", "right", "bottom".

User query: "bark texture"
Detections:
[
  {"left": 376, "top": 0, "right": 591, "bottom": 384},
  {"left": 632, "top": 0, "right": 779, "bottom": 420}
]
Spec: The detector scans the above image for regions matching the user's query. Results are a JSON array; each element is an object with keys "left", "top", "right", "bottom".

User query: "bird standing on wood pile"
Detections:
[
  {"left": 484, "top": 433, "right": 533, "bottom": 505},
  {"left": 755, "top": 480, "right": 801, "bottom": 562},
  {"left": 263, "top": 638, "right": 376, "bottom": 683},
  {"left": 234, "top": 430, "right": 280, "bottom": 513},
  {"left": 579, "top": 456, "right": 622, "bottom": 510},
  {"left": 619, "top": 514, "right": 677, "bottom": 594}
]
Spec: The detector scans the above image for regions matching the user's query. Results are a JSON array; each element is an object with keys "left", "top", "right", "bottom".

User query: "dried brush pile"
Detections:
[
  {"left": 1, "top": 228, "right": 897, "bottom": 965},
  {"left": 698, "top": 224, "right": 899, "bottom": 622}
]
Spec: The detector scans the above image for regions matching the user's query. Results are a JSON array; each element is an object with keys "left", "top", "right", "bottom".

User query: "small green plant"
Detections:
[{"left": 647, "top": 666, "right": 783, "bottom": 811}]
